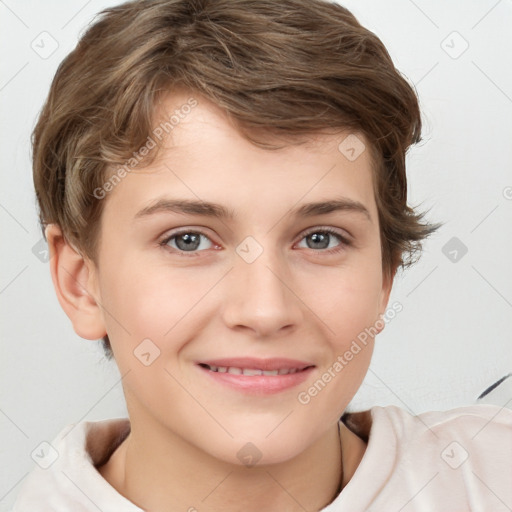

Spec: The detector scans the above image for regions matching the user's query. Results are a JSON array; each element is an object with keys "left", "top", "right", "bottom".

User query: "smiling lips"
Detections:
[
  {"left": 201, "top": 365, "right": 305, "bottom": 376},
  {"left": 196, "top": 357, "right": 315, "bottom": 393},
  {"left": 197, "top": 357, "right": 314, "bottom": 375}
]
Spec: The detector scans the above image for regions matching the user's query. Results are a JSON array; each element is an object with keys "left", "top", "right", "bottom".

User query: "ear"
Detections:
[
  {"left": 375, "top": 266, "right": 396, "bottom": 334},
  {"left": 45, "top": 224, "right": 107, "bottom": 340}
]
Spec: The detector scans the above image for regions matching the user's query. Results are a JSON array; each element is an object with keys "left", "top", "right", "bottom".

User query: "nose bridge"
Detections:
[{"left": 223, "top": 235, "right": 303, "bottom": 335}]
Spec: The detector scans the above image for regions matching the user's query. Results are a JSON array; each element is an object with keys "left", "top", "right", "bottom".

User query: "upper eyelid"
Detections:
[
  {"left": 160, "top": 227, "right": 216, "bottom": 244},
  {"left": 300, "top": 226, "right": 351, "bottom": 239}
]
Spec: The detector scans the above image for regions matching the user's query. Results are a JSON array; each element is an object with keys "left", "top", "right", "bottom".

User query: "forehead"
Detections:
[{"left": 102, "top": 90, "right": 378, "bottom": 225}]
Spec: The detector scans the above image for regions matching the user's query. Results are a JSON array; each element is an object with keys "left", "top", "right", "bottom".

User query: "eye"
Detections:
[
  {"left": 296, "top": 227, "right": 351, "bottom": 253},
  {"left": 159, "top": 226, "right": 351, "bottom": 257},
  {"left": 159, "top": 230, "right": 216, "bottom": 255}
]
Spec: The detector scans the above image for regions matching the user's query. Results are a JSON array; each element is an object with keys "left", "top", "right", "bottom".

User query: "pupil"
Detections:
[
  {"left": 309, "top": 232, "right": 329, "bottom": 249},
  {"left": 177, "top": 233, "right": 200, "bottom": 251}
]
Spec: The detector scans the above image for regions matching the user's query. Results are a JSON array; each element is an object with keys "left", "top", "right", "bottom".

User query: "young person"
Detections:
[{"left": 11, "top": 0, "right": 511, "bottom": 510}]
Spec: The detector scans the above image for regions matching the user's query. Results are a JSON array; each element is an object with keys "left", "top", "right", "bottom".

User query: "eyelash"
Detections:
[{"left": 158, "top": 227, "right": 352, "bottom": 257}]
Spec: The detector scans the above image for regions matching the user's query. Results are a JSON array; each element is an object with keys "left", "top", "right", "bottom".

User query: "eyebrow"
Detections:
[{"left": 134, "top": 197, "right": 372, "bottom": 222}]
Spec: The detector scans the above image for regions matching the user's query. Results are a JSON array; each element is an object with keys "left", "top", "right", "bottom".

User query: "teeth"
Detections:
[
  {"left": 205, "top": 365, "right": 303, "bottom": 375},
  {"left": 243, "top": 368, "right": 263, "bottom": 376}
]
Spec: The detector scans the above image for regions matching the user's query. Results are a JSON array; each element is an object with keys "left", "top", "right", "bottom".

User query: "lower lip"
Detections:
[{"left": 197, "top": 365, "right": 315, "bottom": 394}]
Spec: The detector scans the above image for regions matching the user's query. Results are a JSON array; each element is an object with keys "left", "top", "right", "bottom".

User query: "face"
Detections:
[{"left": 87, "top": 90, "right": 392, "bottom": 465}]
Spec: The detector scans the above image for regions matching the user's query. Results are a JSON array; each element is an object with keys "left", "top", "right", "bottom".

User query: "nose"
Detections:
[{"left": 221, "top": 246, "right": 304, "bottom": 338}]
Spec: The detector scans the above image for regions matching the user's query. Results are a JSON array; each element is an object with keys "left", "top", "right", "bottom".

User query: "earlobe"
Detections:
[{"left": 45, "top": 224, "right": 107, "bottom": 340}]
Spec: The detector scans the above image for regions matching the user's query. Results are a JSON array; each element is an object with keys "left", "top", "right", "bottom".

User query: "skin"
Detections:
[{"left": 46, "top": 90, "right": 394, "bottom": 512}]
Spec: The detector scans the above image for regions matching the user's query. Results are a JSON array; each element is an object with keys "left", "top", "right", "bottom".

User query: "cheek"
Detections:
[
  {"left": 310, "top": 261, "right": 383, "bottom": 347},
  {"left": 97, "top": 256, "right": 188, "bottom": 347},
  {"left": 98, "top": 255, "right": 222, "bottom": 361},
  {"left": 298, "top": 266, "right": 382, "bottom": 420}
]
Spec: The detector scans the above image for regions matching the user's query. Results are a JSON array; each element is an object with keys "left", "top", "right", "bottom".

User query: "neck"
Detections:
[{"left": 97, "top": 415, "right": 365, "bottom": 512}]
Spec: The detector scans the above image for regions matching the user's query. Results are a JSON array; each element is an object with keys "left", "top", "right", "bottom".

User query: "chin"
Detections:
[{"left": 200, "top": 428, "right": 311, "bottom": 467}]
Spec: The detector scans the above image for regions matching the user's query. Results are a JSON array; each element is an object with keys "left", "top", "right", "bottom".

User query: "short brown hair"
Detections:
[{"left": 33, "top": 0, "right": 442, "bottom": 360}]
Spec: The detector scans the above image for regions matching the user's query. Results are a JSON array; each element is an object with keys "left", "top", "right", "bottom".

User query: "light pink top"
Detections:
[{"left": 11, "top": 404, "right": 512, "bottom": 511}]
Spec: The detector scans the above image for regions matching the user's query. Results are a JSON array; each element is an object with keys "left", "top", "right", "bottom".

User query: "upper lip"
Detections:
[{"left": 197, "top": 357, "right": 315, "bottom": 371}]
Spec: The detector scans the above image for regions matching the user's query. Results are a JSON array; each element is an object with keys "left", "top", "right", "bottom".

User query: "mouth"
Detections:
[
  {"left": 195, "top": 357, "right": 316, "bottom": 394},
  {"left": 198, "top": 363, "right": 313, "bottom": 376}
]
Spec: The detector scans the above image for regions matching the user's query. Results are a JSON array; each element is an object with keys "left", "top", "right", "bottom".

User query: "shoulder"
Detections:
[
  {"left": 10, "top": 418, "right": 135, "bottom": 512},
  {"left": 342, "top": 404, "right": 512, "bottom": 441},
  {"left": 344, "top": 403, "right": 512, "bottom": 456},
  {"left": 367, "top": 403, "right": 512, "bottom": 457},
  {"left": 373, "top": 402, "right": 512, "bottom": 433},
  {"left": 336, "top": 405, "right": 512, "bottom": 510},
  {"left": 377, "top": 405, "right": 512, "bottom": 503}
]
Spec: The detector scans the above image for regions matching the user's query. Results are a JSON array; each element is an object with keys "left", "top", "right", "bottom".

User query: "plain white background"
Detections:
[{"left": 1, "top": 1, "right": 511, "bottom": 510}]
